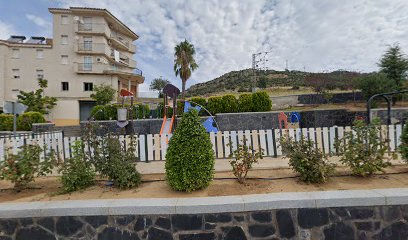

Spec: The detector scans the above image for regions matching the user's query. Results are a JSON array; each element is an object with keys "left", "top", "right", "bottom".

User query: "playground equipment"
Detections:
[
  {"left": 159, "top": 83, "right": 219, "bottom": 134},
  {"left": 367, "top": 89, "right": 408, "bottom": 124},
  {"left": 160, "top": 84, "right": 180, "bottom": 135},
  {"left": 278, "top": 111, "right": 301, "bottom": 129}
]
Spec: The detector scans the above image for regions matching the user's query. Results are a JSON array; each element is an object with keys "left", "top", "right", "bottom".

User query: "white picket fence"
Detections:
[{"left": 0, "top": 124, "right": 404, "bottom": 162}]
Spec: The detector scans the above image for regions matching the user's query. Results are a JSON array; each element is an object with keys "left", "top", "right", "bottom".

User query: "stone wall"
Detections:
[
  {"left": 1, "top": 205, "right": 407, "bottom": 239},
  {"left": 32, "top": 123, "right": 81, "bottom": 137}
]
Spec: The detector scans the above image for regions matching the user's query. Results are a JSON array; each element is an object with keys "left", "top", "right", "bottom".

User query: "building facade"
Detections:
[{"left": 0, "top": 7, "right": 144, "bottom": 125}]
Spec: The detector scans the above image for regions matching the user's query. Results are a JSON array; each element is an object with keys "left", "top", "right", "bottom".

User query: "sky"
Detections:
[{"left": 1, "top": 0, "right": 408, "bottom": 94}]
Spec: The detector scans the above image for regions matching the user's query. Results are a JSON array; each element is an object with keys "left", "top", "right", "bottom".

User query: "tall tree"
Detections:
[
  {"left": 150, "top": 77, "right": 170, "bottom": 97},
  {"left": 378, "top": 44, "right": 408, "bottom": 90},
  {"left": 17, "top": 79, "right": 57, "bottom": 115},
  {"left": 174, "top": 40, "right": 198, "bottom": 98}
]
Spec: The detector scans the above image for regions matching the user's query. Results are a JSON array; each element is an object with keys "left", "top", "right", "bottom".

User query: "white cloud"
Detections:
[
  {"left": 54, "top": 0, "right": 408, "bottom": 91},
  {"left": 25, "top": 14, "right": 52, "bottom": 28},
  {"left": 0, "top": 20, "right": 16, "bottom": 39}
]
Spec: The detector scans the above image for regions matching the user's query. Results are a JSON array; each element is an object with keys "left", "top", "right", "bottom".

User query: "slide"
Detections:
[{"left": 160, "top": 116, "right": 174, "bottom": 135}]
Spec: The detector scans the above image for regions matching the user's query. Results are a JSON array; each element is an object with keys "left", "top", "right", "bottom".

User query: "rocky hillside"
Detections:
[{"left": 186, "top": 69, "right": 365, "bottom": 97}]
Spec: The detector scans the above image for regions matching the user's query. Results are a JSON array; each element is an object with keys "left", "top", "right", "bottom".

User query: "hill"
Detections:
[{"left": 186, "top": 69, "right": 365, "bottom": 97}]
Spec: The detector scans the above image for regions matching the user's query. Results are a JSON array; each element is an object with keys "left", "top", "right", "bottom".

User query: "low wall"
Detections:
[
  {"left": 1, "top": 188, "right": 408, "bottom": 239},
  {"left": 32, "top": 108, "right": 408, "bottom": 136}
]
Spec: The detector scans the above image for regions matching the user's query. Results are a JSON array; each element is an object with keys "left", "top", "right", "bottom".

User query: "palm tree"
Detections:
[{"left": 174, "top": 40, "right": 198, "bottom": 98}]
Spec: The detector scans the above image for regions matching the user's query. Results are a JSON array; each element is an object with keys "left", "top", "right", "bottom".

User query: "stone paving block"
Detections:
[
  {"left": 108, "top": 198, "right": 177, "bottom": 215},
  {"left": 176, "top": 196, "right": 244, "bottom": 214},
  {"left": 372, "top": 188, "right": 408, "bottom": 205},
  {"left": 243, "top": 192, "right": 316, "bottom": 211},
  {"left": 310, "top": 190, "right": 386, "bottom": 208}
]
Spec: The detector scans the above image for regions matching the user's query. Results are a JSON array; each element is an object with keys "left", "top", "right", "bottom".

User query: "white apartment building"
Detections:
[{"left": 0, "top": 7, "right": 144, "bottom": 125}]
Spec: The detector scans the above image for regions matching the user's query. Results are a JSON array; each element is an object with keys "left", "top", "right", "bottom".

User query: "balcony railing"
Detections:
[
  {"left": 110, "top": 32, "right": 130, "bottom": 48},
  {"left": 76, "top": 43, "right": 108, "bottom": 54},
  {"left": 110, "top": 51, "right": 136, "bottom": 68},
  {"left": 76, "top": 63, "right": 140, "bottom": 75},
  {"left": 76, "top": 23, "right": 108, "bottom": 35}
]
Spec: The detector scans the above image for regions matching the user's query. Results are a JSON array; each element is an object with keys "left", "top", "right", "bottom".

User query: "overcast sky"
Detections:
[{"left": 1, "top": 0, "right": 408, "bottom": 93}]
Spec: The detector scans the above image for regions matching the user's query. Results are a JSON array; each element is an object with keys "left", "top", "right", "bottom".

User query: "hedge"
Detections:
[
  {"left": 0, "top": 114, "right": 14, "bottom": 131},
  {"left": 206, "top": 92, "right": 272, "bottom": 115},
  {"left": 238, "top": 94, "right": 253, "bottom": 112},
  {"left": 17, "top": 112, "right": 46, "bottom": 131},
  {"left": 251, "top": 92, "right": 272, "bottom": 112},
  {"left": 90, "top": 104, "right": 150, "bottom": 121}
]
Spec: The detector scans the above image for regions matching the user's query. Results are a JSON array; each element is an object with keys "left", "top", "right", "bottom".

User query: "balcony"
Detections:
[
  {"left": 75, "top": 23, "right": 109, "bottom": 36},
  {"left": 76, "top": 43, "right": 109, "bottom": 55},
  {"left": 110, "top": 31, "right": 135, "bottom": 53},
  {"left": 75, "top": 63, "right": 144, "bottom": 83},
  {"left": 110, "top": 51, "right": 137, "bottom": 68}
]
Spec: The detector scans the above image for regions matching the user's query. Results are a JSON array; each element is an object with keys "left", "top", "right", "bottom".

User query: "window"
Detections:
[
  {"left": 36, "top": 69, "right": 44, "bottom": 79},
  {"left": 12, "top": 69, "right": 20, "bottom": 79},
  {"left": 61, "top": 82, "right": 69, "bottom": 91},
  {"left": 36, "top": 49, "right": 43, "bottom": 59},
  {"left": 83, "top": 37, "right": 92, "bottom": 51},
  {"left": 83, "top": 17, "right": 92, "bottom": 30},
  {"left": 84, "top": 82, "right": 93, "bottom": 91},
  {"left": 61, "top": 35, "right": 68, "bottom": 45},
  {"left": 61, "top": 55, "right": 68, "bottom": 64},
  {"left": 12, "top": 48, "right": 20, "bottom": 58},
  {"left": 61, "top": 15, "right": 68, "bottom": 25},
  {"left": 83, "top": 56, "right": 92, "bottom": 71}
]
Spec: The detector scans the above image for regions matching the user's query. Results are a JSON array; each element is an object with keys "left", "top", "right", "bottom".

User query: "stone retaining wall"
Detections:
[
  {"left": 0, "top": 205, "right": 407, "bottom": 239},
  {"left": 1, "top": 189, "right": 408, "bottom": 240}
]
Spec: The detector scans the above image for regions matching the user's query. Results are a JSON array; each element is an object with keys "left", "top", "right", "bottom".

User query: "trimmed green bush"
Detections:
[
  {"left": 165, "top": 109, "right": 215, "bottom": 192},
  {"left": 207, "top": 96, "right": 223, "bottom": 115},
  {"left": 189, "top": 97, "right": 207, "bottom": 115},
  {"left": 59, "top": 141, "right": 95, "bottom": 193},
  {"left": 238, "top": 94, "right": 253, "bottom": 112},
  {"left": 221, "top": 95, "right": 238, "bottom": 113},
  {"left": 251, "top": 92, "right": 272, "bottom": 112},
  {"left": 17, "top": 112, "right": 46, "bottom": 131},
  {"left": 0, "top": 114, "right": 14, "bottom": 131}
]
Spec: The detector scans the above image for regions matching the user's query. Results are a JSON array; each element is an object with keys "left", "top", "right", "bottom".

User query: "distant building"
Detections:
[{"left": 0, "top": 7, "right": 144, "bottom": 125}]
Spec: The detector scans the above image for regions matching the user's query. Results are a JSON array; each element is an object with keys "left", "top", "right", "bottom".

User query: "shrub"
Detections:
[
  {"left": 237, "top": 87, "right": 249, "bottom": 92},
  {"left": 238, "top": 94, "right": 253, "bottom": 112},
  {"left": 85, "top": 128, "right": 141, "bottom": 189},
  {"left": 251, "top": 92, "right": 272, "bottom": 112},
  {"left": 228, "top": 137, "right": 263, "bottom": 184},
  {"left": 280, "top": 135, "right": 335, "bottom": 183},
  {"left": 207, "top": 96, "right": 223, "bottom": 115},
  {"left": 400, "top": 123, "right": 408, "bottom": 163},
  {"left": 59, "top": 141, "right": 95, "bottom": 193},
  {"left": 90, "top": 84, "right": 116, "bottom": 105},
  {"left": 221, "top": 95, "right": 238, "bottom": 113},
  {"left": 358, "top": 73, "right": 396, "bottom": 100},
  {"left": 335, "top": 119, "right": 392, "bottom": 177},
  {"left": 90, "top": 104, "right": 150, "bottom": 120},
  {"left": 17, "top": 112, "right": 46, "bottom": 131},
  {"left": 0, "top": 114, "right": 13, "bottom": 131},
  {"left": 165, "top": 109, "right": 215, "bottom": 191},
  {"left": 0, "top": 144, "right": 55, "bottom": 190}
]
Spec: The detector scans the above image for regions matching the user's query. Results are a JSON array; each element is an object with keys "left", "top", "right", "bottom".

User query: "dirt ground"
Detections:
[{"left": 1, "top": 165, "right": 408, "bottom": 203}]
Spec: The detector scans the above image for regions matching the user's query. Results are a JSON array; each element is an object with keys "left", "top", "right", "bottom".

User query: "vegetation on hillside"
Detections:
[{"left": 186, "top": 69, "right": 366, "bottom": 97}]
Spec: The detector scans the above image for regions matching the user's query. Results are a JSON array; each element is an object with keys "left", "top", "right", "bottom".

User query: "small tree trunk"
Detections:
[{"left": 181, "top": 79, "right": 186, "bottom": 99}]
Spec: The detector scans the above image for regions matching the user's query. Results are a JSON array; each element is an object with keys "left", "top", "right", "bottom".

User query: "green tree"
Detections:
[
  {"left": 257, "top": 76, "right": 268, "bottom": 89},
  {"left": 174, "top": 40, "right": 199, "bottom": 98},
  {"left": 165, "top": 109, "right": 215, "bottom": 192},
  {"left": 379, "top": 44, "right": 408, "bottom": 90},
  {"left": 90, "top": 84, "right": 116, "bottom": 105},
  {"left": 358, "top": 73, "right": 396, "bottom": 100},
  {"left": 150, "top": 77, "right": 170, "bottom": 97},
  {"left": 17, "top": 79, "right": 57, "bottom": 115}
]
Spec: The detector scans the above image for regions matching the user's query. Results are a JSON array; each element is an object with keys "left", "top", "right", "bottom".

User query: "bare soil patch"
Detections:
[{"left": 1, "top": 165, "right": 408, "bottom": 203}]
